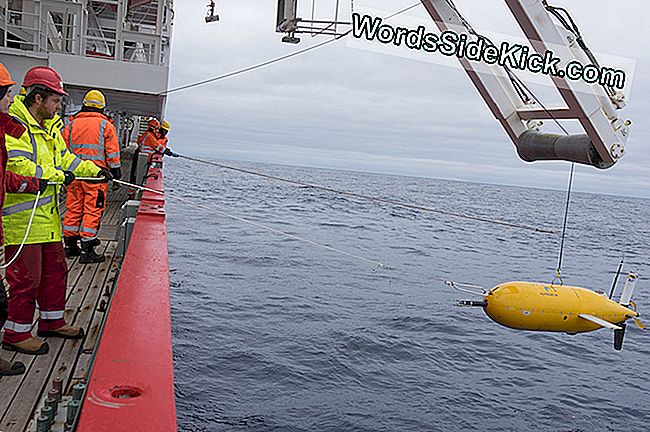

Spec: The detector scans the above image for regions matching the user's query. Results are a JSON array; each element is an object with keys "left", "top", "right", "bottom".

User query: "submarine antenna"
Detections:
[{"left": 608, "top": 255, "right": 625, "bottom": 299}]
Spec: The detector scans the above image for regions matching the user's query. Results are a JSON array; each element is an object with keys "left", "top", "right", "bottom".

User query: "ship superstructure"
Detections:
[
  {"left": 0, "top": 1, "right": 176, "bottom": 431},
  {"left": 0, "top": 0, "right": 173, "bottom": 125}
]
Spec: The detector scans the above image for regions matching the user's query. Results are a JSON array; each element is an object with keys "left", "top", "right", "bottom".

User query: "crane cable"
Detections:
[
  {"left": 444, "top": 0, "right": 577, "bottom": 284},
  {"left": 177, "top": 154, "right": 556, "bottom": 234},
  {"left": 159, "top": 3, "right": 422, "bottom": 96},
  {"left": 112, "top": 179, "right": 386, "bottom": 269}
]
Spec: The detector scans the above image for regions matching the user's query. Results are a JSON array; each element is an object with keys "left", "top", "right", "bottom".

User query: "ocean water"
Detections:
[{"left": 166, "top": 158, "right": 650, "bottom": 432}]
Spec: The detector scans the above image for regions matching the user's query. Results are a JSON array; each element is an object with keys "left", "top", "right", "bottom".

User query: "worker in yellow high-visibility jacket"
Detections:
[{"left": 1, "top": 67, "right": 111, "bottom": 356}]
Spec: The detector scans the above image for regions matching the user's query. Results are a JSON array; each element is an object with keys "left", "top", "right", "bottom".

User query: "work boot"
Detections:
[
  {"left": 2, "top": 337, "right": 49, "bottom": 355},
  {"left": 79, "top": 241, "right": 104, "bottom": 264},
  {"left": 64, "top": 235, "right": 81, "bottom": 258},
  {"left": 0, "top": 356, "right": 26, "bottom": 376},
  {"left": 38, "top": 325, "right": 85, "bottom": 340}
]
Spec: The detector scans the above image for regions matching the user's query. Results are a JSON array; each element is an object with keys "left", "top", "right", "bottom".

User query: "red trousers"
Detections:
[
  {"left": 63, "top": 181, "right": 108, "bottom": 241},
  {"left": 2, "top": 242, "right": 67, "bottom": 343}
]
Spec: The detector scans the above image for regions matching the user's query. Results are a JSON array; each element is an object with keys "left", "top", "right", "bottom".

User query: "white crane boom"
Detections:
[{"left": 275, "top": 0, "right": 632, "bottom": 169}]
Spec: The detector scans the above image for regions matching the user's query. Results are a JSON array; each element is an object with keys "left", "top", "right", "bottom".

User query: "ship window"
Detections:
[{"left": 85, "top": 1, "right": 118, "bottom": 59}]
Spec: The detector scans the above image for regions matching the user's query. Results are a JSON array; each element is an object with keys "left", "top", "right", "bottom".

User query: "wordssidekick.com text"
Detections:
[{"left": 352, "top": 13, "right": 626, "bottom": 90}]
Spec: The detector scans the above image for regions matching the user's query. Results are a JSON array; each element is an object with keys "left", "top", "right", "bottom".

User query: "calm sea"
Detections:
[{"left": 166, "top": 158, "right": 649, "bottom": 432}]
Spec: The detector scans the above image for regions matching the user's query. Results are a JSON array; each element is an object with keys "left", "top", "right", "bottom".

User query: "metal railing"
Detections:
[{"left": 0, "top": 0, "right": 172, "bottom": 67}]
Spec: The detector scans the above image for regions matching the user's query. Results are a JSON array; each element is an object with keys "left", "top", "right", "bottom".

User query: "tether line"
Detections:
[
  {"left": 113, "top": 179, "right": 386, "bottom": 269},
  {"left": 177, "top": 154, "right": 556, "bottom": 234}
]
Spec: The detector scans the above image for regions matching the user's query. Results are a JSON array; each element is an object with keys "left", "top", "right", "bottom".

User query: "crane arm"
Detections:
[
  {"left": 420, "top": 0, "right": 631, "bottom": 169},
  {"left": 274, "top": 0, "right": 632, "bottom": 169}
]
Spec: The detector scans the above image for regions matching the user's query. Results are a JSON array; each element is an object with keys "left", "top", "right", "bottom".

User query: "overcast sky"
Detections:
[{"left": 165, "top": 0, "right": 650, "bottom": 198}]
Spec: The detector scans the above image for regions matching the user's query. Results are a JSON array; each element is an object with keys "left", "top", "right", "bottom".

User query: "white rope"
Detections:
[
  {"left": 113, "top": 179, "right": 387, "bottom": 269},
  {"left": 0, "top": 191, "right": 40, "bottom": 269}
]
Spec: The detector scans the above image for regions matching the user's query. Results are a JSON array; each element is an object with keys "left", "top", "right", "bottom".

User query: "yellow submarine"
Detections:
[{"left": 448, "top": 273, "right": 645, "bottom": 350}]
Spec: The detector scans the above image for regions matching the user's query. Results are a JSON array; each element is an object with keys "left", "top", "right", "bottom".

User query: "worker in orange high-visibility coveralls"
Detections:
[
  {"left": 157, "top": 120, "right": 179, "bottom": 158},
  {"left": 62, "top": 90, "right": 121, "bottom": 264},
  {"left": 137, "top": 118, "right": 161, "bottom": 161},
  {"left": 129, "top": 118, "right": 162, "bottom": 186}
]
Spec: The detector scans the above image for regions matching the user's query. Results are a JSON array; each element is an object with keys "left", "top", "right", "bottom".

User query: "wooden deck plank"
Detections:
[
  {"left": 0, "top": 243, "right": 120, "bottom": 432},
  {"left": 22, "top": 243, "right": 119, "bottom": 432},
  {"left": 0, "top": 242, "right": 111, "bottom": 429},
  {"left": 0, "top": 244, "right": 108, "bottom": 415},
  {"left": 0, "top": 191, "right": 129, "bottom": 432}
]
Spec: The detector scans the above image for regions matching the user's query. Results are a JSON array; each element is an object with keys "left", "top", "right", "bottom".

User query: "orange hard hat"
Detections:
[
  {"left": 23, "top": 66, "right": 68, "bottom": 96},
  {"left": 0, "top": 63, "right": 15, "bottom": 87},
  {"left": 147, "top": 118, "right": 160, "bottom": 129}
]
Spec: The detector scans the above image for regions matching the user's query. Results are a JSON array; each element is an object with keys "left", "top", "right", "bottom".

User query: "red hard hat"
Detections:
[{"left": 22, "top": 66, "right": 68, "bottom": 96}]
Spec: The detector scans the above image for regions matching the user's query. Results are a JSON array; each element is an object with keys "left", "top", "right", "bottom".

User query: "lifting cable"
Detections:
[
  {"left": 177, "top": 154, "right": 556, "bottom": 234},
  {"left": 447, "top": 0, "right": 576, "bottom": 284},
  {"left": 159, "top": 3, "right": 421, "bottom": 96},
  {"left": 112, "top": 179, "right": 387, "bottom": 269}
]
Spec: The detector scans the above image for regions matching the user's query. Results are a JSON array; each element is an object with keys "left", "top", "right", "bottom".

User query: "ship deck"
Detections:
[{"left": 0, "top": 179, "right": 131, "bottom": 432}]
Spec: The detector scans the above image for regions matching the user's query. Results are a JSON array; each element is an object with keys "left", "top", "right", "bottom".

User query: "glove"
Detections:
[
  {"left": 63, "top": 171, "right": 75, "bottom": 186},
  {"left": 97, "top": 169, "right": 113, "bottom": 182},
  {"left": 38, "top": 179, "right": 48, "bottom": 194},
  {"left": 110, "top": 168, "right": 122, "bottom": 180},
  {"left": 164, "top": 148, "right": 179, "bottom": 157}
]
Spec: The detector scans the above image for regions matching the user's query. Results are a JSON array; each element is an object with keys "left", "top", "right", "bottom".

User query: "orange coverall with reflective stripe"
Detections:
[
  {"left": 138, "top": 130, "right": 164, "bottom": 161},
  {"left": 62, "top": 112, "right": 120, "bottom": 242}
]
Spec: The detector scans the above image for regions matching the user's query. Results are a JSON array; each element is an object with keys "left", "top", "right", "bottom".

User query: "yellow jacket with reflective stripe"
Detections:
[{"left": 3, "top": 96, "right": 101, "bottom": 246}]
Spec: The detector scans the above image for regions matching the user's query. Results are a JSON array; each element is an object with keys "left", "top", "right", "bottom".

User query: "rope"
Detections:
[
  {"left": 552, "top": 162, "right": 574, "bottom": 285},
  {"left": 0, "top": 191, "right": 41, "bottom": 269},
  {"left": 159, "top": 3, "right": 421, "bottom": 96},
  {"left": 443, "top": 0, "right": 577, "bottom": 284},
  {"left": 177, "top": 154, "right": 556, "bottom": 234},
  {"left": 112, "top": 179, "right": 386, "bottom": 269}
]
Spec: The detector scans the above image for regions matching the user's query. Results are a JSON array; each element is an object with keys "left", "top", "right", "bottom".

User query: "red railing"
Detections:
[{"left": 77, "top": 166, "right": 177, "bottom": 431}]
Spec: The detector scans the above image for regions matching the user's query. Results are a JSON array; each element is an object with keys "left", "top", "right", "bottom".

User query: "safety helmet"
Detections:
[
  {"left": 19, "top": 87, "right": 26, "bottom": 96},
  {"left": 83, "top": 89, "right": 106, "bottom": 109},
  {"left": 147, "top": 118, "right": 160, "bottom": 129},
  {"left": 160, "top": 120, "right": 170, "bottom": 131},
  {"left": 0, "top": 63, "right": 15, "bottom": 87},
  {"left": 22, "top": 66, "right": 68, "bottom": 96}
]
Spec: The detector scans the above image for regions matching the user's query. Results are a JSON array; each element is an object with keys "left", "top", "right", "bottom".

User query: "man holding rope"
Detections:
[{"left": 1, "top": 67, "right": 110, "bottom": 356}]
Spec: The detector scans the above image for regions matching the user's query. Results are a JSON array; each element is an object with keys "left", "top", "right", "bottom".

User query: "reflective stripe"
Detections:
[
  {"left": 61, "top": 149, "right": 67, "bottom": 156},
  {"left": 106, "top": 151, "right": 120, "bottom": 159},
  {"left": 68, "top": 156, "right": 82, "bottom": 172},
  {"left": 7, "top": 149, "right": 35, "bottom": 160},
  {"left": 108, "top": 162, "right": 121, "bottom": 168},
  {"left": 81, "top": 236, "right": 98, "bottom": 242},
  {"left": 99, "top": 120, "right": 106, "bottom": 147},
  {"left": 68, "top": 120, "right": 75, "bottom": 148},
  {"left": 12, "top": 117, "right": 38, "bottom": 163},
  {"left": 17, "top": 181, "right": 28, "bottom": 193},
  {"left": 78, "top": 154, "right": 104, "bottom": 161},
  {"left": 63, "top": 224, "right": 80, "bottom": 232},
  {"left": 81, "top": 226, "right": 98, "bottom": 235},
  {"left": 4, "top": 321, "right": 33, "bottom": 333},
  {"left": 40, "top": 310, "right": 65, "bottom": 320},
  {"left": 34, "top": 166, "right": 44, "bottom": 178},
  {"left": 2, "top": 194, "right": 53, "bottom": 216},
  {"left": 71, "top": 143, "right": 100, "bottom": 150}
]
